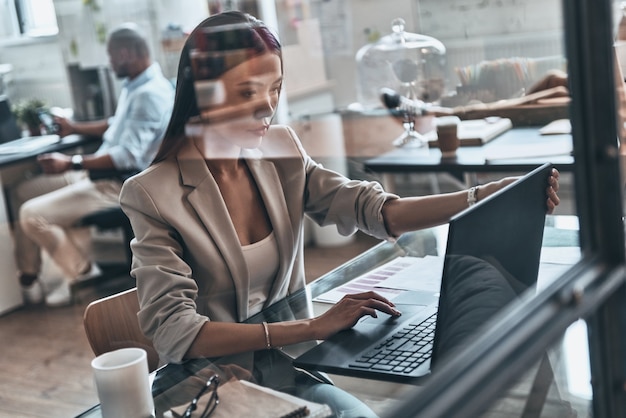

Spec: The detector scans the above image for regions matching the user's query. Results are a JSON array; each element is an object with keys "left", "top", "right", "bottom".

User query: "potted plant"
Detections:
[{"left": 12, "top": 98, "right": 48, "bottom": 136}]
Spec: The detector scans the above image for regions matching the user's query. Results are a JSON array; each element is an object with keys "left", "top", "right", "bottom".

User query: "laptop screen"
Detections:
[
  {"left": 0, "top": 96, "right": 22, "bottom": 144},
  {"left": 430, "top": 163, "right": 552, "bottom": 367}
]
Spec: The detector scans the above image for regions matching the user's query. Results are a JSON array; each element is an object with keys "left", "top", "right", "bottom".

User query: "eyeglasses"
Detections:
[{"left": 183, "top": 374, "right": 220, "bottom": 418}]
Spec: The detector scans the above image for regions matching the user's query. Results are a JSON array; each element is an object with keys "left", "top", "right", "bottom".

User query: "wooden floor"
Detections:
[{"left": 0, "top": 231, "right": 380, "bottom": 418}]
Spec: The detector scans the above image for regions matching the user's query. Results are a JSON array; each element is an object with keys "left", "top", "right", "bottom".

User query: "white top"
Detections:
[{"left": 242, "top": 231, "right": 279, "bottom": 316}]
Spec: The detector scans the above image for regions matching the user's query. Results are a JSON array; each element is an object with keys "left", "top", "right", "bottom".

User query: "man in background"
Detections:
[{"left": 11, "top": 22, "right": 174, "bottom": 307}]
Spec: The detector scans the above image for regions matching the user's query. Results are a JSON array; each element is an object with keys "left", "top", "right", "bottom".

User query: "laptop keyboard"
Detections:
[{"left": 348, "top": 312, "right": 436, "bottom": 374}]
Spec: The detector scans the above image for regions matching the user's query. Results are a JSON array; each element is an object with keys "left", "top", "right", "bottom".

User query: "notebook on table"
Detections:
[
  {"left": 169, "top": 379, "right": 332, "bottom": 418},
  {"left": 425, "top": 117, "right": 513, "bottom": 147},
  {"left": 293, "top": 162, "right": 553, "bottom": 383},
  {"left": 0, "top": 95, "right": 60, "bottom": 154}
]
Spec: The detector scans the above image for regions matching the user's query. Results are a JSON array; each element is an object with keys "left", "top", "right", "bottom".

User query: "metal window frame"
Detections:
[{"left": 386, "top": 0, "right": 626, "bottom": 416}]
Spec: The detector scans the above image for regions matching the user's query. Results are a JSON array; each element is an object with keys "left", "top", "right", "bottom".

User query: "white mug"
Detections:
[{"left": 91, "top": 348, "right": 154, "bottom": 418}]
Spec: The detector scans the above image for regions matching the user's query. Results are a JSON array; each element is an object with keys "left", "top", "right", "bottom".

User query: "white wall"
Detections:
[
  {"left": 311, "top": 0, "right": 419, "bottom": 109},
  {"left": 0, "top": 38, "right": 73, "bottom": 108},
  {"left": 0, "top": 0, "right": 208, "bottom": 109},
  {"left": 0, "top": 0, "right": 567, "bottom": 111},
  {"left": 415, "top": 0, "right": 562, "bottom": 39},
  {"left": 154, "top": 0, "right": 210, "bottom": 34}
]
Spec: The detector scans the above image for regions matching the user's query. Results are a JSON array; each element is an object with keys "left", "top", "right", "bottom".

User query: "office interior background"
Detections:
[
  {"left": 1, "top": 0, "right": 626, "bottom": 417},
  {"left": 0, "top": 0, "right": 569, "bottom": 117}
]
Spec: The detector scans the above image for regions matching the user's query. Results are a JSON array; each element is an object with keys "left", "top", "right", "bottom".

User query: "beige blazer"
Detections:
[{"left": 119, "top": 125, "right": 397, "bottom": 363}]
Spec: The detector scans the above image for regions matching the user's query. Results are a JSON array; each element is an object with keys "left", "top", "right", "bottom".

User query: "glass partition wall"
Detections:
[
  {"left": 375, "top": 0, "right": 626, "bottom": 416},
  {"left": 51, "top": 0, "right": 626, "bottom": 415},
  {"left": 284, "top": 0, "right": 626, "bottom": 416},
  {"left": 44, "top": 0, "right": 626, "bottom": 415},
  {"left": 2, "top": 0, "right": 622, "bottom": 415}
]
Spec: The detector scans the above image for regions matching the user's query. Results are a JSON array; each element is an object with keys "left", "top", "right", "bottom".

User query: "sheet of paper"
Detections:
[
  {"left": 312, "top": 257, "right": 418, "bottom": 304},
  {"left": 376, "top": 255, "right": 444, "bottom": 292},
  {"left": 540, "top": 246, "right": 581, "bottom": 265},
  {"left": 537, "top": 263, "right": 573, "bottom": 291},
  {"left": 537, "top": 246, "right": 581, "bottom": 290},
  {"left": 539, "top": 119, "right": 571, "bottom": 135},
  {"left": 312, "top": 256, "right": 443, "bottom": 304},
  {"left": 484, "top": 135, "right": 573, "bottom": 161}
]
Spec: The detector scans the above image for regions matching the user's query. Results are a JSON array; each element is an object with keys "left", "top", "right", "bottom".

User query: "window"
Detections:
[
  {"left": 388, "top": 0, "right": 626, "bottom": 416},
  {"left": 5, "top": 0, "right": 58, "bottom": 38}
]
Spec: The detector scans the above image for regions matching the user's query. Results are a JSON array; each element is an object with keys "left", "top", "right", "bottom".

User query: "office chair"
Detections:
[
  {"left": 72, "top": 169, "right": 137, "bottom": 292},
  {"left": 83, "top": 287, "right": 160, "bottom": 372},
  {"left": 77, "top": 205, "right": 133, "bottom": 264}
]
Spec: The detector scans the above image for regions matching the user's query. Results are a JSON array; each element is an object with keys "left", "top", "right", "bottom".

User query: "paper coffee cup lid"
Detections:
[{"left": 436, "top": 116, "right": 461, "bottom": 126}]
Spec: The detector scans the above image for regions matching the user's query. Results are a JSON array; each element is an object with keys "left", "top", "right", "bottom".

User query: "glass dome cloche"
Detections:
[{"left": 355, "top": 18, "right": 447, "bottom": 110}]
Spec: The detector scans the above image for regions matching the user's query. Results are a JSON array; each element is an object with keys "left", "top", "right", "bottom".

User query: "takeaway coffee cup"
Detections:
[
  {"left": 436, "top": 116, "right": 461, "bottom": 157},
  {"left": 91, "top": 348, "right": 154, "bottom": 418}
]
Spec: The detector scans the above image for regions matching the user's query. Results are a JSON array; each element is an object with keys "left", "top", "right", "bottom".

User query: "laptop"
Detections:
[
  {"left": 0, "top": 95, "right": 60, "bottom": 154},
  {"left": 293, "top": 162, "right": 553, "bottom": 383}
]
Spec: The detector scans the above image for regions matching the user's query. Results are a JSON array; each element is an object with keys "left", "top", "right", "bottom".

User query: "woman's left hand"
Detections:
[
  {"left": 546, "top": 168, "right": 560, "bottom": 214},
  {"left": 482, "top": 168, "right": 560, "bottom": 214}
]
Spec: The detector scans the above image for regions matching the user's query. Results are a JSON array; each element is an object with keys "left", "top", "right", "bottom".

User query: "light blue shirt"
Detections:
[{"left": 96, "top": 63, "right": 174, "bottom": 171}]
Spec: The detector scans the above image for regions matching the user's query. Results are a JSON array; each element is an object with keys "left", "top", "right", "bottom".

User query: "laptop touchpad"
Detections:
[{"left": 359, "top": 301, "right": 432, "bottom": 327}]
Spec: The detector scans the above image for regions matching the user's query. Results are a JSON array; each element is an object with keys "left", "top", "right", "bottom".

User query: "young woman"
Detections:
[{"left": 119, "top": 11, "right": 560, "bottom": 417}]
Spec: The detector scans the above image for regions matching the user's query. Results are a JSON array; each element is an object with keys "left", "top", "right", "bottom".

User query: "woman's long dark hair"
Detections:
[{"left": 152, "top": 11, "right": 282, "bottom": 164}]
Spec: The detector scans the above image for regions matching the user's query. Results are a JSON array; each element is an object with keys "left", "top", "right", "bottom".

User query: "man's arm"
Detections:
[
  {"left": 54, "top": 116, "right": 109, "bottom": 138},
  {"left": 101, "top": 79, "right": 174, "bottom": 171},
  {"left": 39, "top": 115, "right": 116, "bottom": 174},
  {"left": 37, "top": 152, "right": 116, "bottom": 174}
]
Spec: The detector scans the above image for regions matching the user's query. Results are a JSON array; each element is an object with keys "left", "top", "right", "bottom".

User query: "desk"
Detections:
[
  {"left": 76, "top": 215, "right": 583, "bottom": 418},
  {"left": 363, "top": 127, "right": 574, "bottom": 190},
  {"left": 0, "top": 135, "right": 101, "bottom": 314},
  {"left": 0, "top": 135, "right": 100, "bottom": 169}
]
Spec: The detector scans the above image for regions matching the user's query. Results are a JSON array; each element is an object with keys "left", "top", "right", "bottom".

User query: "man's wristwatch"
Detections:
[{"left": 71, "top": 154, "right": 84, "bottom": 170}]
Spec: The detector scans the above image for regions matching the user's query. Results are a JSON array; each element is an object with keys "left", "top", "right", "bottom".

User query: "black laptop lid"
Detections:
[
  {"left": 0, "top": 96, "right": 22, "bottom": 144},
  {"left": 430, "top": 162, "right": 553, "bottom": 368},
  {"left": 293, "top": 163, "right": 552, "bottom": 383}
]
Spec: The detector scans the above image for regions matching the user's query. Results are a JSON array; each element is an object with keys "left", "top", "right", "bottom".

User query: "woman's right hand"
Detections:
[{"left": 311, "top": 291, "right": 402, "bottom": 340}]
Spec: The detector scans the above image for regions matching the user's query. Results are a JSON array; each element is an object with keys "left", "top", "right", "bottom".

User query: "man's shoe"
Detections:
[
  {"left": 45, "top": 281, "right": 72, "bottom": 307},
  {"left": 75, "top": 263, "right": 102, "bottom": 282},
  {"left": 21, "top": 280, "right": 44, "bottom": 304}
]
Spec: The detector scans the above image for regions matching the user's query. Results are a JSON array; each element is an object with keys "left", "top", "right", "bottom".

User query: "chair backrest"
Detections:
[{"left": 83, "top": 287, "right": 160, "bottom": 372}]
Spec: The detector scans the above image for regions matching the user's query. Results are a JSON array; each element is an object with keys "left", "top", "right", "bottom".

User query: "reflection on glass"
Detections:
[
  {"left": 432, "top": 254, "right": 520, "bottom": 365},
  {"left": 479, "top": 320, "right": 592, "bottom": 417}
]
